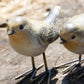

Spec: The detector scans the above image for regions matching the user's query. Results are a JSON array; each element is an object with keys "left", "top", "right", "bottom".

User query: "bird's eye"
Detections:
[
  {"left": 19, "top": 25, "right": 24, "bottom": 30},
  {"left": 71, "top": 35, "right": 76, "bottom": 39}
]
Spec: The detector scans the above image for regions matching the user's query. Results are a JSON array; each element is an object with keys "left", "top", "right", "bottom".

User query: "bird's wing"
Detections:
[
  {"left": 39, "top": 25, "right": 59, "bottom": 44},
  {"left": 38, "top": 6, "right": 61, "bottom": 45}
]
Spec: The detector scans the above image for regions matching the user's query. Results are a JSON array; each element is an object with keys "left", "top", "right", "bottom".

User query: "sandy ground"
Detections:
[{"left": 0, "top": 0, "right": 84, "bottom": 84}]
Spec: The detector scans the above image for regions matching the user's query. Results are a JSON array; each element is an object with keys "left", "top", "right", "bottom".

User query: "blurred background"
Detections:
[{"left": 0, "top": 0, "right": 84, "bottom": 84}]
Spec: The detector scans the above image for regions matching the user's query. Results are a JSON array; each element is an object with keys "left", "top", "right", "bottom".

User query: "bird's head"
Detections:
[
  {"left": 60, "top": 14, "right": 84, "bottom": 46},
  {"left": 7, "top": 16, "right": 29, "bottom": 36},
  {"left": 60, "top": 22, "right": 77, "bottom": 44},
  {"left": 59, "top": 22, "right": 83, "bottom": 53}
]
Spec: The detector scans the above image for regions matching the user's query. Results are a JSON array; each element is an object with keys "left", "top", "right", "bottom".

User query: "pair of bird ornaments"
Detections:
[{"left": 0, "top": 6, "right": 84, "bottom": 84}]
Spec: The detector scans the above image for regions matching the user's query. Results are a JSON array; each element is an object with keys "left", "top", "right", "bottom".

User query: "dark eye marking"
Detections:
[
  {"left": 19, "top": 25, "right": 24, "bottom": 30},
  {"left": 71, "top": 35, "right": 76, "bottom": 39}
]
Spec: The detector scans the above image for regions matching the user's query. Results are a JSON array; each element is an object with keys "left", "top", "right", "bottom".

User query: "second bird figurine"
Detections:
[
  {"left": 0, "top": 6, "right": 61, "bottom": 84},
  {"left": 60, "top": 14, "right": 84, "bottom": 78}
]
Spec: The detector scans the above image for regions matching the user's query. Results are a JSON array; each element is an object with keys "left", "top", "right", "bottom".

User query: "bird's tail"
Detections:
[{"left": 44, "top": 6, "right": 61, "bottom": 25}]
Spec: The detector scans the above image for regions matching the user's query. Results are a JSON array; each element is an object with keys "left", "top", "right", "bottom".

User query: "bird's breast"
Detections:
[
  {"left": 64, "top": 41, "right": 84, "bottom": 54},
  {"left": 8, "top": 34, "right": 48, "bottom": 56}
]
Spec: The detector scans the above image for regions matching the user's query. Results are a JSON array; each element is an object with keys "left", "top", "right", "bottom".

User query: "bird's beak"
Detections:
[
  {"left": 8, "top": 29, "right": 15, "bottom": 35},
  {"left": 60, "top": 38, "right": 66, "bottom": 44}
]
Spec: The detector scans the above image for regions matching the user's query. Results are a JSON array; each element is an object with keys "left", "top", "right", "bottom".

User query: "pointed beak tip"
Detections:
[
  {"left": 8, "top": 29, "right": 15, "bottom": 35},
  {"left": 60, "top": 41, "right": 63, "bottom": 44},
  {"left": 60, "top": 38, "right": 67, "bottom": 44}
]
